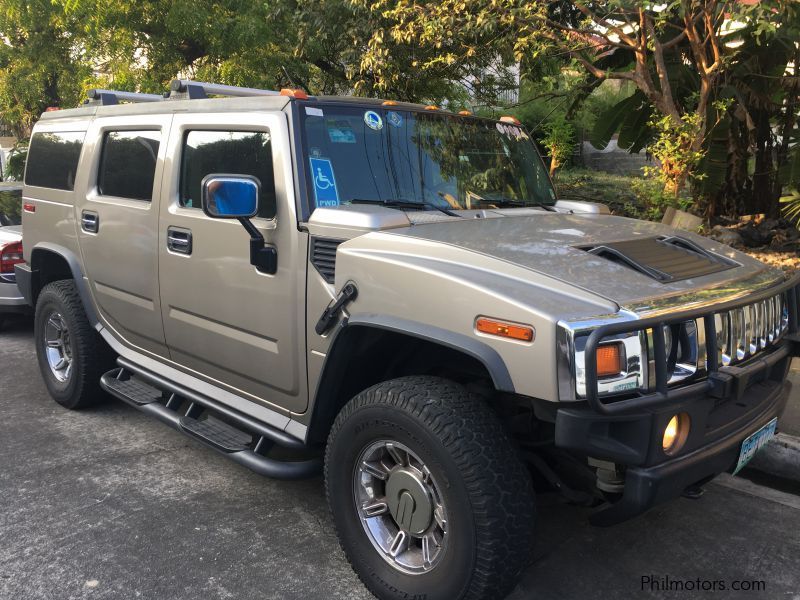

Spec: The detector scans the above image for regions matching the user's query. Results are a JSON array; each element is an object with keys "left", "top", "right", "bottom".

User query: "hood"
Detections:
[{"left": 384, "top": 213, "right": 785, "bottom": 314}]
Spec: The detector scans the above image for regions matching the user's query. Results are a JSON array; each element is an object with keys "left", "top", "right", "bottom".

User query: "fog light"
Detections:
[{"left": 663, "top": 413, "right": 689, "bottom": 455}]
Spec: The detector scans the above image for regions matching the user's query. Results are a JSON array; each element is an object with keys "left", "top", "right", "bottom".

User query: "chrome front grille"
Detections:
[
  {"left": 563, "top": 289, "right": 793, "bottom": 401},
  {"left": 713, "top": 293, "right": 788, "bottom": 367}
]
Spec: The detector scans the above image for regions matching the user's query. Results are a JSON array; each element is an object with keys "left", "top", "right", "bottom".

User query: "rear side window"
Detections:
[
  {"left": 98, "top": 130, "right": 161, "bottom": 200},
  {"left": 25, "top": 131, "right": 85, "bottom": 190},
  {"left": 180, "top": 130, "right": 276, "bottom": 219}
]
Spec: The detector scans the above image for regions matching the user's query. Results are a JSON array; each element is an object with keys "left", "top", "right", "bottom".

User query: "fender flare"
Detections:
[
  {"left": 305, "top": 314, "right": 516, "bottom": 443},
  {"left": 28, "top": 242, "right": 99, "bottom": 327},
  {"left": 344, "top": 314, "right": 516, "bottom": 392}
]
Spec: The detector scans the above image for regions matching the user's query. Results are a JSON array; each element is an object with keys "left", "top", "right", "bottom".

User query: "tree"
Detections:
[
  {"left": 0, "top": 0, "right": 91, "bottom": 138},
  {"left": 357, "top": 0, "right": 799, "bottom": 207}
]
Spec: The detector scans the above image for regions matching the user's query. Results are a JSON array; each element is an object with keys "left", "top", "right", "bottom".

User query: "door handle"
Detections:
[
  {"left": 167, "top": 226, "right": 192, "bottom": 255},
  {"left": 81, "top": 210, "right": 99, "bottom": 233}
]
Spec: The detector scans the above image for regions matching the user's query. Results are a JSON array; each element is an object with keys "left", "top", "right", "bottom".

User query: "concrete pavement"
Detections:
[{"left": 1, "top": 315, "right": 799, "bottom": 600}]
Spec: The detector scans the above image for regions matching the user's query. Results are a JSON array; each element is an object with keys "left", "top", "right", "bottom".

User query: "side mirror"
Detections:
[
  {"left": 200, "top": 174, "right": 277, "bottom": 275},
  {"left": 201, "top": 174, "right": 259, "bottom": 219}
]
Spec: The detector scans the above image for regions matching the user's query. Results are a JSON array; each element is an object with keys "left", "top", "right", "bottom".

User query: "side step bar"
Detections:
[{"left": 100, "top": 365, "right": 321, "bottom": 480}]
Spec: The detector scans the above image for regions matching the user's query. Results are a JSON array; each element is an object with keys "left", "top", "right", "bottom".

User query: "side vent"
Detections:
[{"left": 311, "top": 238, "right": 344, "bottom": 284}]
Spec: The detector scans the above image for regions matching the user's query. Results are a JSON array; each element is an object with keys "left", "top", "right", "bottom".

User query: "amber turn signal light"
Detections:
[
  {"left": 475, "top": 318, "right": 534, "bottom": 342},
  {"left": 596, "top": 343, "right": 625, "bottom": 377},
  {"left": 280, "top": 88, "right": 309, "bottom": 100}
]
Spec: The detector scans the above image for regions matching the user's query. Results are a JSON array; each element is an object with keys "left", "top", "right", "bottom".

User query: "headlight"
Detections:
[
  {"left": 571, "top": 330, "right": 646, "bottom": 398},
  {"left": 558, "top": 318, "right": 700, "bottom": 401}
]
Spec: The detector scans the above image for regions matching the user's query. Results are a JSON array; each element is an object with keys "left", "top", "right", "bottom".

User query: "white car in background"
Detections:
[{"left": 0, "top": 224, "right": 27, "bottom": 327}]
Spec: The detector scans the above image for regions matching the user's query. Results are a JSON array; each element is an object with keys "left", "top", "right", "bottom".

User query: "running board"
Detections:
[{"left": 100, "top": 367, "right": 321, "bottom": 480}]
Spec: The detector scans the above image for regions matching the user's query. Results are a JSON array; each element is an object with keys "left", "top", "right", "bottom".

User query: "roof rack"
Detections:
[
  {"left": 169, "top": 80, "right": 282, "bottom": 100},
  {"left": 85, "top": 89, "right": 165, "bottom": 106}
]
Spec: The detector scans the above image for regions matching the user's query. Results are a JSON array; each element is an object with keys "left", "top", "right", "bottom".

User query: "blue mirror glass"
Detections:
[{"left": 201, "top": 175, "right": 259, "bottom": 219}]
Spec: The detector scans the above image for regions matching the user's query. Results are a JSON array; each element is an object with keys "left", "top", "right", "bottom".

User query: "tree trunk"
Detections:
[
  {"left": 549, "top": 153, "right": 558, "bottom": 178},
  {"left": 751, "top": 107, "right": 776, "bottom": 217}
]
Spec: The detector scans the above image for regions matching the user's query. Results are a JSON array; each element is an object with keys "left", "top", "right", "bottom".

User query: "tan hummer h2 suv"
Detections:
[{"left": 16, "top": 81, "right": 800, "bottom": 600}]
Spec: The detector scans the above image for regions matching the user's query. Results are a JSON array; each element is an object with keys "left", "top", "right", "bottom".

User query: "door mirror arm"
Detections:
[{"left": 237, "top": 216, "right": 278, "bottom": 275}]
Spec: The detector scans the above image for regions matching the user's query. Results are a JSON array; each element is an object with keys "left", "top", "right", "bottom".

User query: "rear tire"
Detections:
[
  {"left": 325, "top": 376, "right": 535, "bottom": 600},
  {"left": 34, "top": 280, "right": 114, "bottom": 409}
]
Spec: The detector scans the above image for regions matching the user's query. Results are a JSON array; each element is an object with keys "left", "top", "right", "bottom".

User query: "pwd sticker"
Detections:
[
  {"left": 387, "top": 111, "right": 403, "bottom": 128},
  {"left": 364, "top": 110, "right": 383, "bottom": 131},
  {"left": 309, "top": 157, "right": 340, "bottom": 207}
]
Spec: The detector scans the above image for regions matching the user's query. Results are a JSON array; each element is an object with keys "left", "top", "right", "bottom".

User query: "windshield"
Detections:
[{"left": 300, "top": 105, "right": 556, "bottom": 212}]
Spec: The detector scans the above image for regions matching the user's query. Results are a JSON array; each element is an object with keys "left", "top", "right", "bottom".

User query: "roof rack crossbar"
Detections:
[
  {"left": 169, "top": 80, "right": 281, "bottom": 100},
  {"left": 86, "top": 89, "right": 165, "bottom": 106}
]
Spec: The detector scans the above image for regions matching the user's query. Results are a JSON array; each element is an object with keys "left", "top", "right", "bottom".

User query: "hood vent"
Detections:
[
  {"left": 311, "top": 237, "right": 344, "bottom": 284},
  {"left": 580, "top": 236, "right": 737, "bottom": 283}
]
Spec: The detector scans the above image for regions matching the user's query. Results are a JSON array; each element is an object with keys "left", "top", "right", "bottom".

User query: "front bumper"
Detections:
[{"left": 555, "top": 339, "right": 796, "bottom": 526}]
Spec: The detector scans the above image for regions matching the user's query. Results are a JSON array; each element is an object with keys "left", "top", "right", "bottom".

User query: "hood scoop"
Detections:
[{"left": 580, "top": 236, "right": 737, "bottom": 282}]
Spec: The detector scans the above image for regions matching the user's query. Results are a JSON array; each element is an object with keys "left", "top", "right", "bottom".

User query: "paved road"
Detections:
[{"left": 2, "top": 316, "right": 799, "bottom": 600}]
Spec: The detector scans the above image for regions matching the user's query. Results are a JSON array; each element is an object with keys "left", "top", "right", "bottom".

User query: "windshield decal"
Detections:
[
  {"left": 363, "top": 110, "right": 383, "bottom": 131},
  {"left": 495, "top": 122, "right": 529, "bottom": 141},
  {"left": 387, "top": 111, "right": 403, "bottom": 128},
  {"left": 326, "top": 119, "right": 356, "bottom": 144},
  {"left": 305, "top": 106, "right": 324, "bottom": 117},
  {"left": 309, "top": 157, "right": 340, "bottom": 207}
]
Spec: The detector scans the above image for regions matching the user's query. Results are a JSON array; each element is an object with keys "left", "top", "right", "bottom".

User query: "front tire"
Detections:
[
  {"left": 34, "top": 280, "right": 113, "bottom": 409},
  {"left": 325, "top": 376, "right": 535, "bottom": 600}
]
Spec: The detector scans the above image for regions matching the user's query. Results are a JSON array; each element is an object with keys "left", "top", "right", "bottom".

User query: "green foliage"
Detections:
[
  {"left": 557, "top": 167, "right": 689, "bottom": 222},
  {"left": 628, "top": 177, "right": 691, "bottom": 222},
  {"left": 643, "top": 114, "right": 705, "bottom": 198},
  {"left": 4, "top": 143, "right": 27, "bottom": 181},
  {"left": 779, "top": 128, "right": 800, "bottom": 226},
  {"left": 0, "top": 188, "right": 21, "bottom": 223},
  {"left": 540, "top": 116, "right": 574, "bottom": 176}
]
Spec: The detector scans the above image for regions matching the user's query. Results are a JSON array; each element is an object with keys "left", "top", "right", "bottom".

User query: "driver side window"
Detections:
[{"left": 179, "top": 130, "right": 277, "bottom": 219}]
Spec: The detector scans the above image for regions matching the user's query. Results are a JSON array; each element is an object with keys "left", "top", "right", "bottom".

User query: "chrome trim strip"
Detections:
[{"left": 623, "top": 270, "right": 786, "bottom": 317}]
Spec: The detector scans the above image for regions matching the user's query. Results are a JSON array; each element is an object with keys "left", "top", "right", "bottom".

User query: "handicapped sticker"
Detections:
[{"left": 310, "top": 157, "right": 340, "bottom": 207}]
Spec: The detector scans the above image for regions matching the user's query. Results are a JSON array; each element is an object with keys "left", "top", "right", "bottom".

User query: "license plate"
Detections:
[{"left": 733, "top": 417, "right": 778, "bottom": 475}]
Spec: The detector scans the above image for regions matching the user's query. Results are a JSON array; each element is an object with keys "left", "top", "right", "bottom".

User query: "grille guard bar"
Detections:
[{"left": 583, "top": 274, "right": 800, "bottom": 415}]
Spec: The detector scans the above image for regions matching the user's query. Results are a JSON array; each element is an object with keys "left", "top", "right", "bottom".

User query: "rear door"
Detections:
[
  {"left": 76, "top": 115, "right": 172, "bottom": 357},
  {"left": 157, "top": 112, "right": 307, "bottom": 415}
]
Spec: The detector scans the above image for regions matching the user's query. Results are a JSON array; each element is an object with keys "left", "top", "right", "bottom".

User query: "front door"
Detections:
[
  {"left": 77, "top": 115, "right": 172, "bottom": 356},
  {"left": 158, "top": 112, "right": 307, "bottom": 414}
]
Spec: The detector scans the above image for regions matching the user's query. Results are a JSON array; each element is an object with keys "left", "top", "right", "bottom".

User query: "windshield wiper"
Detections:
[
  {"left": 484, "top": 198, "right": 558, "bottom": 212},
  {"left": 350, "top": 198, "right": 461, "bottom": 218}
]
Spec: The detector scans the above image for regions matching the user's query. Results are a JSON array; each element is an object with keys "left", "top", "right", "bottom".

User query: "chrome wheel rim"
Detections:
[
  {"left": 44, "top": 312, "right": 72, "bottom": 382},
  {"left": 354, "top": 440, "right": 448, "bottom": 575}
]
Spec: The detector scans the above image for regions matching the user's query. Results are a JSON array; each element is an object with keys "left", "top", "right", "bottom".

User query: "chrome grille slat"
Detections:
[{"left": 711, "top": 292, "right": 788, "bottom": 368}]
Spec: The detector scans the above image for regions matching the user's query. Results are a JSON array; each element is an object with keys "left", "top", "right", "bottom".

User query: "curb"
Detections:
[{"left": 746, "top": 433, "right": 800, "bottom": 483}]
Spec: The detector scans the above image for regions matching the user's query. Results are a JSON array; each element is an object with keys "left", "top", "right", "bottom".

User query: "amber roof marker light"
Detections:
[
  {"left": 280, "top": 88, "right": 309, "bottom": 100},
  {"left": 475, "top": 317, "right": 535, "bottom": 343}
]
